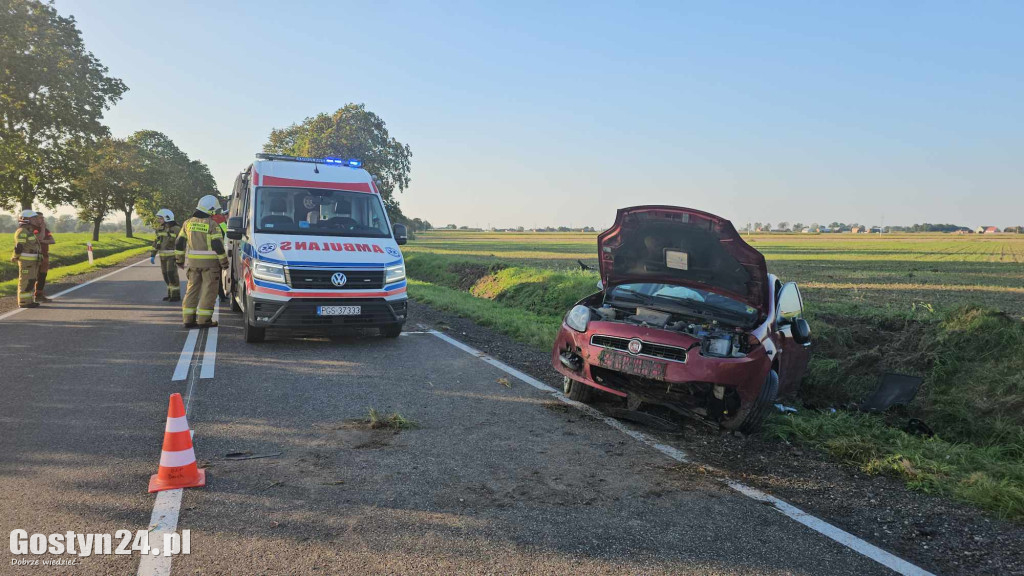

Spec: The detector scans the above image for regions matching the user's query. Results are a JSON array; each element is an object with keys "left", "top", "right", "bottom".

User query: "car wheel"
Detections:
[
  {"left": 739, "top": 369, "right": 779, "bottom": 434},
  {"left": 380, "top": 324, "right": 402, "bottom": 338},
  {"left": 563, "top": 376, "right": 594, "bottom": 403},
  {"left": 230, "top": 278, "right": 242, "bottom": 312},
  {"left": 241, "top": 288, "right": 265, "bottom": 343}
]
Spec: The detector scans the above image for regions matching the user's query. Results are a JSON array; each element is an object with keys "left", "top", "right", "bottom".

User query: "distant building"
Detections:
[
  {"left": 976, "top": 226, "right": 1000, "bottom": 234},
  {"left": 850, "top": 226, "right": 865, "bottom": 233}
]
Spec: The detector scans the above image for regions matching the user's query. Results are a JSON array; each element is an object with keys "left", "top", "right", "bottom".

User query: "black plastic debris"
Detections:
[
  {"left": 903, "top": 418, "right": 934, "bottom": 437},
  {"left": 860, "top": 373, "right": 924, "bottom": 413}
]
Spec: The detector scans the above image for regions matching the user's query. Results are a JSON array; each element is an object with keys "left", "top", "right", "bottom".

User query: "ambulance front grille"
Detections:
[{"left": 286, "top": 268, "right": 386, "bottom": 290}]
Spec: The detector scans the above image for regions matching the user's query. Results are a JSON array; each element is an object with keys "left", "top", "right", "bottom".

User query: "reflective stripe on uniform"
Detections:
[
  {"left": 196, "top": 309, "right": 214, "bottom": 317},
  {"left": 182, "top": 307, "right": 196, "bottom": 314},
  {"left": 187, "top": 254, "right": 220, "bottom": 260},
  {"left": 18, "top": 254, "right": 39, "bottom": 260},
  {"left": 158, "top": 250, "right": 176, "bottom": 256}
]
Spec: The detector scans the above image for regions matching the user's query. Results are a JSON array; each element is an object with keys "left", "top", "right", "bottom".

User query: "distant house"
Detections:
[
  {"left": 850, "top": 226, "right": 864, "bottom": 234},
  {"left": 869, "top": 226, "right": 882, "bottom": 234},
  {"left": 978, "top": 226, "right": 1000, "bottom": 234}
]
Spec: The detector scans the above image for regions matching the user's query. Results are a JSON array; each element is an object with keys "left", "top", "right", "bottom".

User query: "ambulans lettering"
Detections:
[{"left": 273, "top": 241, "right": 387, "bottom": 254}]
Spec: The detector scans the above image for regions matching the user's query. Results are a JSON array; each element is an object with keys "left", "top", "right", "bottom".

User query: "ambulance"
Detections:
[{"left": 224, "top": 153, "right": 408, "bottom": 343}]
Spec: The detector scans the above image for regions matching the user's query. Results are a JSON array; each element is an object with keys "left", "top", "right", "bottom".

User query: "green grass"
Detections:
[
  {"left": 768, "top": 411, "right": 1024, "bottom": 521},
  {"left": 405, "top": 230, "right": 1024, "bottom": 519},
  {"left": 0, "top": 242, "right": 152, "bottom": 298},
  {"left": 365, "top": 408, "right": 418, "bottom": 431},
  {"left": 1, "top": 232, "right": 153, "bottom": 281}
]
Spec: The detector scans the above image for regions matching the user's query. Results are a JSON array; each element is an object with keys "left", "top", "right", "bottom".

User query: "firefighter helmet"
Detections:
[
  {"left": 156, "top": 208, "right": 174, "bottom": 223},
  {"left": 196, "top": 195, "right": 221, "bottom": 215},
  {"left": 20, "top": 209, "right": 39, "bottom": 219}
]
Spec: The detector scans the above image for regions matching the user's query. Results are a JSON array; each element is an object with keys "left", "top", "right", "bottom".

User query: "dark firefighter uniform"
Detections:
[
  {"left": 152, "top": 221, "right": 182, "bottom": 301},
  {"left": 12, "top": 220, "right": 42, "bottom": 308},
  {"left": 175, "top": 213, "right": 228, "bottom": 327}
]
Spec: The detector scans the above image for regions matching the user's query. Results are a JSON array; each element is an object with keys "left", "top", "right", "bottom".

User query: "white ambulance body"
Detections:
[{"left": 224, "top": 154, "right": 408, "bottom": 342}]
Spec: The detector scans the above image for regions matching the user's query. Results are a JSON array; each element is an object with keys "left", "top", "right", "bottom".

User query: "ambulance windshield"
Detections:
[{"left": 255, "top": 187, "right": 391, "bottom": 238}]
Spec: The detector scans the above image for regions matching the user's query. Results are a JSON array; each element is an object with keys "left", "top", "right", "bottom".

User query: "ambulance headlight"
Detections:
[
  {"left": 253, "top": 261, "right": 285, "bottom": 282},
  {"left": 385, "top": 263, "right": 406, "bottom": 284}
]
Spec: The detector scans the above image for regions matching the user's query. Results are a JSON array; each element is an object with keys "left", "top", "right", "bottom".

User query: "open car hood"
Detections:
[{"left": 597, "top": 206, "right": 769, "bottom": 316}]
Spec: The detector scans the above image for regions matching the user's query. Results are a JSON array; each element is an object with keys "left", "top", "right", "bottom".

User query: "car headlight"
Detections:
[
  {"left": 565, "top": 305, "right": 591, "bottom": 332},
  {"left": 252, "top": 261, "right": 285, "bottom": 282},
  {"left": 386, "top": 263, "right": 406, "bottom": 284}
]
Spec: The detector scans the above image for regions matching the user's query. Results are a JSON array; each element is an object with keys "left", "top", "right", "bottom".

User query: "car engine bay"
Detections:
[{"left": 593, "top": 303, "right": 752, "bottom": 358}]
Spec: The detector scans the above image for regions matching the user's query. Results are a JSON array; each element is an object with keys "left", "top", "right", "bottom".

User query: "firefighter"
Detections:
[
  {"left": 151, "top": 209, "right": 182, "bottom": 301},
  {"left": 11, "top": 209, "right": 42, "bottom": 308},
  {"left": 210, "top": 205, "right": 229, "bottom": 302},
  {"left": 175, "top": 195, "right": 228, "bottom": 328},
  {"left": 31, "top": 212, "right": 55, "bottom": 302}
]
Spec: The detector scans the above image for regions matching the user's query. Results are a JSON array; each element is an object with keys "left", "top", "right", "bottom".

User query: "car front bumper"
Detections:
[
  {"left": 550, "top": 321, "right": 771, "bottom": 408},
  {"left": 247, "top": 294, "right": 407, "bottom": 331}
]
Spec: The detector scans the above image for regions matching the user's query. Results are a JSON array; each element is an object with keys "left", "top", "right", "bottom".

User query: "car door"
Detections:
[{"left": 775, "top": 282, "right": 811, "bottom": 398}]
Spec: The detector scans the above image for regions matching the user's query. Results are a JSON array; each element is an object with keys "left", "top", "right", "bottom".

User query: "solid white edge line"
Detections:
[
  {"left": 137, "top": 488, "right": 183, "bottom": 576},
  {"left": 199, "top": 301, "right": 219, "bottom": 379},
  {"left": 172, "top": 330, "right": 200, "bottom": 381},
  {"left": 0, "top": 258, "right": 148, "bottom": 322},
  {"left": 427, "top": 329, "right": 936, "bottom": 576}
]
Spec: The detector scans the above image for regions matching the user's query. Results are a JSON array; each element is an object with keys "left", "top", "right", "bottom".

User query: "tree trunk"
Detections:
[
  {"left": 124, "top": 208, "right": 134, "bottom": 238},
  {"left": 92, "top": 218, "right": 102, "bottom": 242}
]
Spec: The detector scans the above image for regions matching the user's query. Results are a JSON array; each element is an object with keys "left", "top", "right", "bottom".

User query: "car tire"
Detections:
[
  {"left": 241, "top": 288, "right": 265, "bottom": 343},
  {"left": 563, "top": 376, "right": 594, "bottom": 403},
  {"left": 380, "top": 324, "right": 402, "bottom": 338},
  {"left": 739, "top": 369, "right": 779, "bottom": 434}
]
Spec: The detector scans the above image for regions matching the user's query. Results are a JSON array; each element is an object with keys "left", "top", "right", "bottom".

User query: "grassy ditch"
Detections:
[
  {"left": 0, "top": 233, "right": 153, "bottom": 297},
  {"left": 406, "top": 250, "right": 1024, "bottom": 520}
]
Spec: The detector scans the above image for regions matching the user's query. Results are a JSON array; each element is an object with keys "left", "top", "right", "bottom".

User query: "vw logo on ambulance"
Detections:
[{"left": 330, "top": 272, "right": 348, "bottom": 287}]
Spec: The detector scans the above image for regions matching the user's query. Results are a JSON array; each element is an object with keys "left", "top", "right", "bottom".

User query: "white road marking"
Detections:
[
  {"left": 172, "top": 330, "right": 200, "bottom": 381},
  {"left": 0, "top": 258, "right": 147, "bottom": 322},
  {"left": 200, "top": 301, "right": 219, "bottom": 379},
  {"left": 137, "top": 488, "right": 183, "bottom": 576},
  {"left": 428, "top": 329, "right": 936, "bottom": 576},
  {"left": 141, "top": 325, "right": 206, "bottom": 576}
]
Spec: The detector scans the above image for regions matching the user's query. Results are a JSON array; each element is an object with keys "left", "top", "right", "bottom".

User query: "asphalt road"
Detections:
[{"left": 1, "top": 259, "right": 914, "bottom": 575}]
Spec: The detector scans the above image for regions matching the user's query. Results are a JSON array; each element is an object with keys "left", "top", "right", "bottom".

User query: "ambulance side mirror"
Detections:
[
  {"left": 393, "top": 223, "right": 408, "bottom": 245},
  {"left": 226, "top": 216, "right": 244, "bottom": 240}
]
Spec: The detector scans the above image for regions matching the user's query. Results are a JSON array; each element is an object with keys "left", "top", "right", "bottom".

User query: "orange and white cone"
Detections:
[{"left": 148, "top": 393, "right": 206, "bottom": 493}]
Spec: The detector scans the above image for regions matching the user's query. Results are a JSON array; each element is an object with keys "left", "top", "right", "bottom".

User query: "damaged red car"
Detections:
[{"left": 551, "top": 206, "right": 811, "bottom": 433}]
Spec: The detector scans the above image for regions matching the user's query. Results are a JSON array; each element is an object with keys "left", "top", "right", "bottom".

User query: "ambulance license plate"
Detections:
[{"left": 317, "top": 305, "right": 361, "bottom": 316}]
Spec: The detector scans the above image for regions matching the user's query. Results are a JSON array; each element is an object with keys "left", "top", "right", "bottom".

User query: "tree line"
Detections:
[{"left": 2, "top": 0, "right": 217, "bottom": 241}]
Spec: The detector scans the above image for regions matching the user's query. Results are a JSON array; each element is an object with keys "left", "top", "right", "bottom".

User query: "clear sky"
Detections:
[{"left": 56, "top": 0, "right": 1024, "bottom": 229}]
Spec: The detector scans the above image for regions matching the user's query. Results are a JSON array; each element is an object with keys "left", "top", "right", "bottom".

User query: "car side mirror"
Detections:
[
  {"left": 393, "top": 223, "right": 408, "bottom": 245},
  {"left": 792, "top": 318, "right": 811, "bottom": 345},
  {"left": 776, "top": 281, "right": 804, "bottom": 323},
  {"left": 226, "top": 216, "right": 244, "bottom": 240}
]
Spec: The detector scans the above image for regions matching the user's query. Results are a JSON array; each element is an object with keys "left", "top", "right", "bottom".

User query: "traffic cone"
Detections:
[{"left": 148, "top": 393, "right": 206, "bottom": 493}]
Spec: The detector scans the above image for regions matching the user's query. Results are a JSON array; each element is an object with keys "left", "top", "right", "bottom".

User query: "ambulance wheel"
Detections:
[
  {"left": 380, "top": 324, "right": 402, "bottom": 338},
  {"left": 244, "top": 317, "right": 265, "bottom": 343},
  {"left": 230, "top": 279, "right": 242, "bottom": 312},
  {"left": 241, "top": 287, "right": 265, "bottom": 343}
]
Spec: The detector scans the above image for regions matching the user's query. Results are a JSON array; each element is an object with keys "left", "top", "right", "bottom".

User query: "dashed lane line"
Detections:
[{"left": 426, "top": 329, "right": 936, "bottom": 576}]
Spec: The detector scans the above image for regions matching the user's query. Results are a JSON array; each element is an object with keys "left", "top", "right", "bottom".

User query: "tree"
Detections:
[
  {"left": 264, "top": 103, "right": 412, "bottom": 218},
  {"left": 792, "top": 222, "right": 805, "bottom": 232},
  {"left": 777, "top": 222, "right": 790, "bottom": 232},
  {"left": 753, "top": 221, "right": 763, "bottom": 232},
  {"left": 128, "top": 130, "right": 218, "bottom": 225},
  {"left": 73, "top": 138, "right": 146, "bottom": 241},
  {"left": 0, "top": 0, "right": 127, "bottom": 211}
]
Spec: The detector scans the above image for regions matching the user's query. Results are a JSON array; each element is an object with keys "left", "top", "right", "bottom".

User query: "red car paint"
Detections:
[{"left": 552, "top": 206, "right": 811, "bottom": 431}]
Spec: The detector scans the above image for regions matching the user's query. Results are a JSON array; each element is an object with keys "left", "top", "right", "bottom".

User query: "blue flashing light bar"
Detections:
[{"left": 256, "top": 153, "right": 363, "bottom": 168}]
